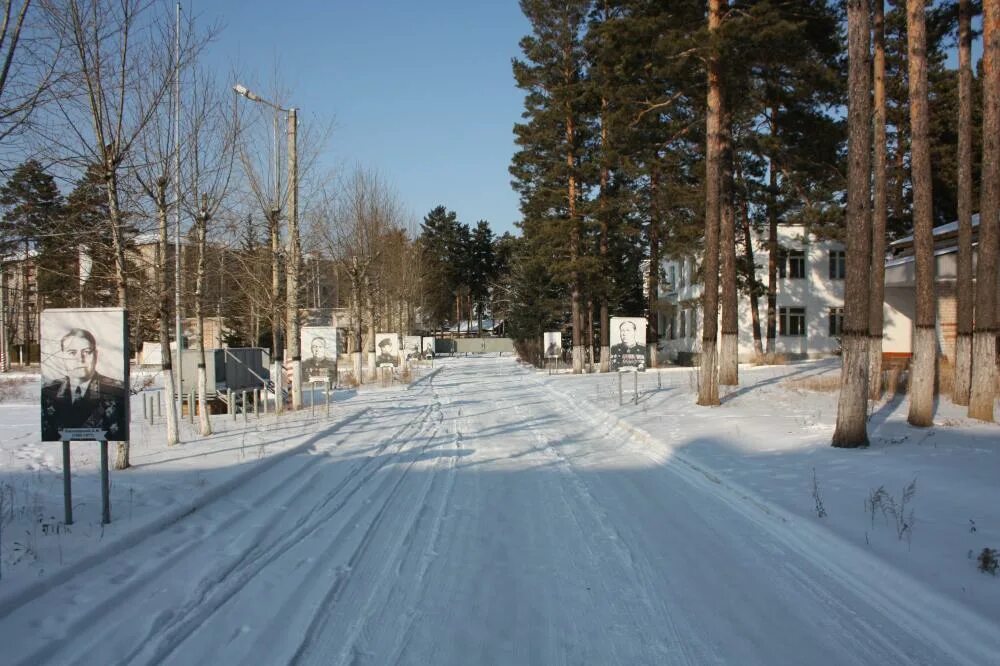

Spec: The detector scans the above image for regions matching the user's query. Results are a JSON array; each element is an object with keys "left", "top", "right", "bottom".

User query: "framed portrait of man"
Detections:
[
  {"left": 401, "top": 336, "right": 421, "bottom": 363},
  {"left": 609, "top": 316, "right": 647, "bottom": 371},
  {"left": 40, "top": 308, "right": 129, "bottom": 442},
  {"left": 375, "top": 333, "right": 399, "bottom": 367},
  {"left": 422, "top": 336, "right": 435, "bottom": 358},
  {"left": 300, "top": 326, "right": 338, "bottom": 381},
  {"left": 543, "top": 331, "right": 562, "bottom": 359}
]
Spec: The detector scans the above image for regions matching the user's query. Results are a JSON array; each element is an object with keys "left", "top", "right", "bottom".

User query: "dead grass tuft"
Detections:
[
  {"left": 783, "top": 375, "right": 841, "bottom": 393},
  {"left": 750, "top": 353, "right": 788, "bottom": 366}
]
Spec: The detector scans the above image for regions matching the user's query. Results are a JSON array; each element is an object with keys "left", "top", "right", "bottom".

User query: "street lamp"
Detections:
[{"left": 233, "top": 82, "right": 302, "bottom": 410}]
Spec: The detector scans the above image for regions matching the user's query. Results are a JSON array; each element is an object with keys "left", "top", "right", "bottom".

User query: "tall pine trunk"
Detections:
[
  {"left": 719, "top": 109, "right": 739, "bottom": 385},
  {"left": 906, "top": 0, "right": 937, "bottom": 427},
  {"left": 969, "top": 0, "right": 999, "bottom": 422},
  {"left": 869, "top": 0, "right": 888, "bottom": 401},
  {"left": 953, "top": 0, "right": 975, "bottom": 405},
  {"left": 567, "top": 106, "right": 584, "bottom": 374},
  {"left": 599, "top": 92, "right": 611, "bottom": 373},
  {"left": 833, "top": 0, "right": 873, "bottom": 448},
  {"left": 698, "top": 0, "right": 724, "bottom": 406},
  {"left": 739, "top": 195, "right": 764, "bottom": 356},
  {"left": 648, "top": 170, "right": 660, "bottom": 369},
  {"left": 765, "top": 156, "right": 778, "bottom": 355}
]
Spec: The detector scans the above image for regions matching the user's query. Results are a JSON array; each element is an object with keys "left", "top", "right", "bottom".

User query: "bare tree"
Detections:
[
  {"left": 0, "top": 0, "right": 63, "bottom": 151},
  {"left": 719, "top": 105, "right": 738, "bottom": 386},
  {"left": 184, "top": 65, "right": 238, "bottom": 436},
  {"left": 953, "top": 0, "right": 975, "bottom": 406},
  {"left": 832, "top": 0, "right": 873, "bottom": 447},
  {"left": 319, "top": 168, "right": 405, "bottom": 382},
  {"left": 906, "top": 0, "right": 936, "bottom": 427},
  {"left": 42, "top": 0, "right": 178, "bottom": 469},
  {"left": 969, "top": 0, "right": 999, "bottom": 422}
]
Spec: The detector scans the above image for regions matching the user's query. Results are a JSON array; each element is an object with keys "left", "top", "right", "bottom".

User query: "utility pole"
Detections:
[
  {"left": 286, "top": 107, "right": 302, "bottom": 410},
  {"left": 233, "top": 83, "right": 301, "bottom": 409}
]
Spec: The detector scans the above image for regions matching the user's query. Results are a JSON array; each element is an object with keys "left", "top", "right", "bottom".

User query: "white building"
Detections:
[{"left": 657, "top": 225, "right": 848, "bottom": 364}]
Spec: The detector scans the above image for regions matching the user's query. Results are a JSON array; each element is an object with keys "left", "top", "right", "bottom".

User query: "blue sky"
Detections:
[{"left": 202, "top": 1, "right": 530, "bottom": 237}]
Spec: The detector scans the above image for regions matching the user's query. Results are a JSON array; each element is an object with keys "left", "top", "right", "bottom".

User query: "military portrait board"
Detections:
[
  {"left": 543, "top": 331, "right": 562, "bottom": 359},
  {"left": 609, "top": 316, "right": 647, "bottom": 371},
  {"left": 41, "top": 308, "right": 129, "bottom": 442},
  {"left": 301, "top": 326, "right": 338, "bottom": 382},
  {"left": 375, "top": 333, "right": 399, "bottom": 367}
]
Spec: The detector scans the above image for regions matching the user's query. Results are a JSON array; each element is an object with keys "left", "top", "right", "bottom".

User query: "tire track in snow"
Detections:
[
  {"left": 286, "top": 372, "right": 462, "bottom": 665},
  {"left": 135, "top": 395, "right": 444, "bottom": 665},
  {"left": 511, "top": 377, "right": 704, "bottom": 666}
]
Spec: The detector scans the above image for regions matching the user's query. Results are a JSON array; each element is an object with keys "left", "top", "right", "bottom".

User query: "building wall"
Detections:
[{"left": 658, "top": 226, "right": 846, "bottom": 363}]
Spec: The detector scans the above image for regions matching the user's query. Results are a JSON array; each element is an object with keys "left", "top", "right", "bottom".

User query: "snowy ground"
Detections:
[{"left": 0, "top": 357, "right": 998, "bottom": 665}]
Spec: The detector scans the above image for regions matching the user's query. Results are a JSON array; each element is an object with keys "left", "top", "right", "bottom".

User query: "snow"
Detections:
[{"left": 0, "top": 357, "right": 998, "bottom": 664}]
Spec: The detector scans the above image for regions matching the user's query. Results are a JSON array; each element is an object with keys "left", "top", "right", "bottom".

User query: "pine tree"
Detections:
[
  {"left": 968, "top": 0, "right": 999, "bottom": 422},
  {"left": 833, "top": 0, "right": 873, "bottom": 447},
  {"left": 511, "top": 0, "right": 593, "bottom": 373},
  {"left": 906, "top": 0, "right": 937, "bottom": 427},
  {"left": 953, "top": 0, "right": 975, "bottom": 405}
]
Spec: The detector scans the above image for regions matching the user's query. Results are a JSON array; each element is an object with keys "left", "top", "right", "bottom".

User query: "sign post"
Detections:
[
  {"left": 100, "top": 441, "right": 110, "bottom": 525},
  {"left": 42, "top": 308, "right": 129, "bottom": 526},
  {"left": 62, "top": 442, "right": 72, "bottom": 525}
]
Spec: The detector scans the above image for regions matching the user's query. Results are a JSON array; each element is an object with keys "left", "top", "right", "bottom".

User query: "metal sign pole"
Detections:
[
  {"left": 326, "top": 379, "right": 331, "bottom": 417},
  {"left": 634, "top": 371, "right": 638, "bottom": 405},
  {"left": 100, "top": 440, "right": 110, "bottom": 525},
  {"left": 618, "top": 372, "right": 623, "bottom": 406},
  {"left": 62, "top": 441, "right": 73, "bottom": 525}
]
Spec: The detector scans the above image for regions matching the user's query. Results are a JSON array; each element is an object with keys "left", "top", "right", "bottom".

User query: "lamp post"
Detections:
[{"left": 234, "top": 83, "right": 302, "bottom": 410}]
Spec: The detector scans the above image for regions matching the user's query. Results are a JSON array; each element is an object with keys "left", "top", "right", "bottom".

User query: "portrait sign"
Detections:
[
  {"left": 422, "top": 336, "right": 435, "bottom": 358},
  {"left": 301, "top": 326, "right": 338, "bottom": 381},
  {"left": 401, "top": 336, "right": 421, "bottom": 363},
  {"left": 375, "top": 333, "right": 399, "bottom": 368},
  {"left": 41, "top": 308, "right": 129, "bottom": 442},
  {"left": 609, "top": 316, "right": 647, "bottom": 371},
  {"left": 543, "top": 331, "right": 562, "bottom": 359}
]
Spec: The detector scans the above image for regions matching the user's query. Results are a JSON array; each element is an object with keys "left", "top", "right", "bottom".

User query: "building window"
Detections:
[
  {"left": 679, "top": 310, "right": 687, "bottom": 338},
  {"left": 828, "top": 250, "right": 846, "bottom": 279},
  {"left": 779, "top": 306, "right": 807, "bottom": 337},
  {"left": 829, "top": 307, "right": 844, "bottom": 336},
  {"left": 690, "top": 309, "right": 698, "bottom": 338},
  {"left": 778, "top": 248, "right": 806, "bottom": 279}
]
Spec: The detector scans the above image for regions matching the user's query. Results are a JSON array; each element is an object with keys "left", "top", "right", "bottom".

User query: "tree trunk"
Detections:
[
  {"left": 648, "top": 170, "right": 661, "bottom": 370},
  {"left": 906, "top": 0, "right": 937, "bottom": 427},
  {"left": 156, "top": 180, "right": 179, "bottom": 446},
  {"left": 567, "top": 106, "right": 584, "bottom": 374},
  {"left": 698, "top": 0, "right": 724, "bottom": 406},
  {"left": 869, "top": 0, "right": 889, "bottom": 401},
  {"left": 105, "top": 168, "right": 130, "bottom": 470},
  {"left": 719, "top": 108, "right": 739, "bottom": 385},
  {"left": 953, "top": 0, "right": 975, "bottom": 406},
  {"left": 969, "top": 0, "right": 999, "bottom": 422},
  {"left": 599, "top": 92, "right": 611, "bottom": 373},
  {"left": 832, "top": 0, "right": 873, "bottom": 448},
  {"left": 739, "top": 196, "right": 764, "bottom": 356},
  {"left": 765, "top": 157, "right": 778, "bottom": 355},
  {"left": 196, "top": 200, "right": 211, "bottom": 436},
  {"left": 587, "top": 298, "right": 595, "bottom": 372},
  {"left": 269, "top": 208, "right": 282, "bottom": 364}
]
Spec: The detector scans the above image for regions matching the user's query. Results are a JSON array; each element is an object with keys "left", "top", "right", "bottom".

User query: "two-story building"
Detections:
[{"left": 658, "top": 225, "right": 847, "bottom": 364}]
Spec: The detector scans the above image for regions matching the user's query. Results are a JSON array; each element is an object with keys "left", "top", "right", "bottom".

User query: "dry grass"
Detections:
[
  {"left": 783, "top": 375, "right": 840, "bottom": 393},
  {"left": 339, "top": 372, "right": 359, "bottom": 388},
  {"left": 749, "top": 352, "right": 788, "bottom": 366},
  {"left": 0, "top": 377, "right": 32, "bottom": 403}
]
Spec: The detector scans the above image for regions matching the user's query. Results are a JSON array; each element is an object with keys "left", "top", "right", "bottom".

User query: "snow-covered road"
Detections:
[{"left": 3, "top": 357, "right": 998, "bottom": 665}]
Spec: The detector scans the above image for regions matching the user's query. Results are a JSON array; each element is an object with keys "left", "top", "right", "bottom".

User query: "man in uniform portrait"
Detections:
[
  {"left": 302, "top": 335, "right": 336, "bottom": 379},
  {"left": 609, "top": 319, "right": 646, "bottom": 371},
  {"left": 376, "top": 337, "right": 398, "bottom": 367},
  {"left": 41, "top": 328, "right": 127, "bottom": 441}
]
